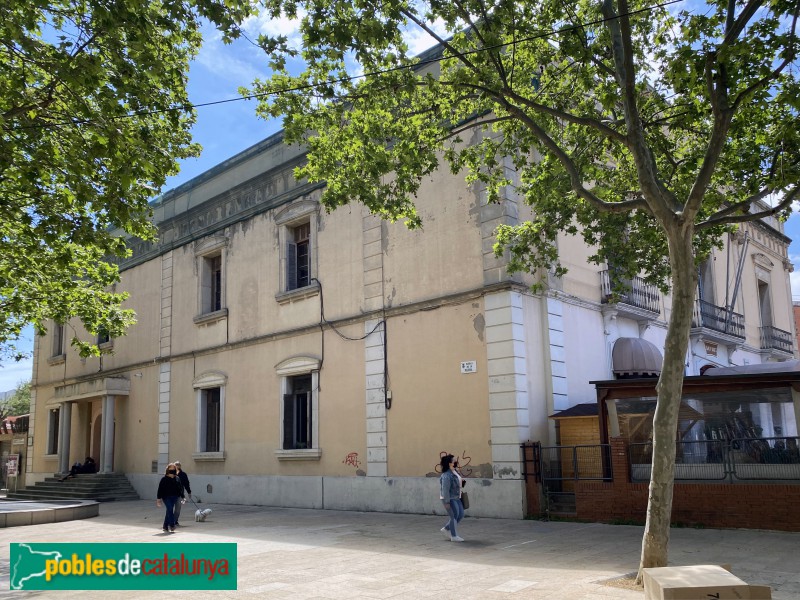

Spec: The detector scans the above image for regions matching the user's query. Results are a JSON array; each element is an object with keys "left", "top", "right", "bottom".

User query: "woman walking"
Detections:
[
  {"left": 156, "top": 462, "right": 184, "bottom": 533},
  {"left": 439, "top": 454, "right": 464, "bottom": 542}
]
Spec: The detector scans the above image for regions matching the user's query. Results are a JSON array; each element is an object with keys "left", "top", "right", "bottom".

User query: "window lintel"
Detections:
[
  {"left": 275, "top": 356, "right": 320, "bottom": 376},
  {"left": 193, "top": 371, "right": 227, "bottom": 389}
]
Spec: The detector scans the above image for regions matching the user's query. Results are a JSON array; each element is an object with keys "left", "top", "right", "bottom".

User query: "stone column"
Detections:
[
  {"left": 57, "top": 401, "right": 72, "bottom": 474},
  {"left": 100, "top": 395, "right": 116, "bottom": 473},
  {"left": 792, "top": 387, "right": 800, "bottom": 438}
]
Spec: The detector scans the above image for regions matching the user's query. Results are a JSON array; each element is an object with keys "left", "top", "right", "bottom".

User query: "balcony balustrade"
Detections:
[
  {"left": 599, "top": 270, "right": 660, "bottom": 315},
  {"left": 691, "top": 299, "right": 745, "bottom": 339},
  {"left": 760, "top": 325, "right": 794, "bottom": 354}
]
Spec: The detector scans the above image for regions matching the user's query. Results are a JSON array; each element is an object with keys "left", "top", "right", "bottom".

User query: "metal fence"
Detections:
[
  {"left": 629, "top": 436, "right": 800, "bottom": 482},
  {"left": 539, "top": 444, "right": 612, "bottom": 482}
]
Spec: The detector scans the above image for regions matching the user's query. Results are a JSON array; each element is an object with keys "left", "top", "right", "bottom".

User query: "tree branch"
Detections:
[
  {"left": 697, "top": 186, "right": 798, "bottom": 230},
  {"left": 400, "top": 8, "right": 482, "bottom": 75},
  {"left": 440, "top": 115, "right": 515, "bottom": 141},
  {"left": 730, "top": 3, "right": 798, "bottom": 111},
  {"left": 602, "top": 0, "right": 675, "bottom": 215},
  {"left": 497, "top": 98, "right": 650, "bottom": 214},
  {"left": 720, "top": 0, "right": 765, "bottom": 49},
  {"left": 500, "top": 88, "right": 630, "bottom": 146},
  {"left": 451, "top": 0, "right": 509, "bottom": 86}
]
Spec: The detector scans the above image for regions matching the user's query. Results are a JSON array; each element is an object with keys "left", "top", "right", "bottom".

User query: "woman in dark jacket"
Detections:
[{"left": 156, "top": 463, "right": 184, "bottom": 533}]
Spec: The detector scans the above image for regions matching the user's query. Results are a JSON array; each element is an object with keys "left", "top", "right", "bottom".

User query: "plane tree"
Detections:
[
  {"left": 247, "top": 0, "right": 800, "bottom": 575},
  {"left": 0, "top": 0, "right": 253, "bottom": 360}
]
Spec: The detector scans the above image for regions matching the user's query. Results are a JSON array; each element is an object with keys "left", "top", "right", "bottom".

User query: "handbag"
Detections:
[{"left": 460, "top": 491, "right": 470, "bottom": 510}]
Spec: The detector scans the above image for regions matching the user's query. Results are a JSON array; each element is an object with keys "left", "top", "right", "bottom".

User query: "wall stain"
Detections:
[
  {"left": 494, "top": 466, "right": 518, "bottom": 477},
  {"left": 472, "top": 313, "right": 485, "bottom": 342}
]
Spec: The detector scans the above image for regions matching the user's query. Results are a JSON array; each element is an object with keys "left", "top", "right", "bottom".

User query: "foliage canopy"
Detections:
[
  {"left": 1, "top": 378, "right": 31, "bottom": 418},
  {"left": 247, "top": 0, "right": 799, "bottom": 573},
  {"left": 0, "top": 0, "right": 253, "bottom": 360},
  {"left": 249, "top": 0, "right": 798, "bottom": 280}
]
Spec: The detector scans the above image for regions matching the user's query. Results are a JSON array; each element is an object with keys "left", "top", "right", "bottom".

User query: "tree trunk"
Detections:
[{"left": 636, "top": 224, "right": 697, "bottom": 582}]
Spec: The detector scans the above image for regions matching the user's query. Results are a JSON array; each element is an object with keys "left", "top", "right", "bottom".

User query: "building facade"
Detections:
[{"left": 25, "top": 131, "right": 798, "bottom": 518}]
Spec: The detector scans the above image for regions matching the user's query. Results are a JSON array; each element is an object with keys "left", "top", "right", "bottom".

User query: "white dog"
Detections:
[{"left": 195, "top": 508, "right": 212, "bottom": 522}]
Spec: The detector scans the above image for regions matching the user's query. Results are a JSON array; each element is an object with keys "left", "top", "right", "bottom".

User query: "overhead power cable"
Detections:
[{"left": 4, "top": 0, "right": 684, "bottom": 132}]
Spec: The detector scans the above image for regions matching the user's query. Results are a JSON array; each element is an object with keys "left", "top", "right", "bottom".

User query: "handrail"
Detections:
[
  {"left": 599, "top": 270, "right": 660, "bottom": 314},
  {"left": 759, "top": 325, "right": 794, "bottom": 353},
  {"left": 691, "top": 299, "right": 745, "bottom": 338}
]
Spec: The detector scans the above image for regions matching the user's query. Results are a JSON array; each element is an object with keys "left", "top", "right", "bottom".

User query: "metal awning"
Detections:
[
  {"left": 703, "top": 359, "right": 800, "bottom": 376},
  {"left": 612, "top": 337, "right": 663, "bottom": 377}
]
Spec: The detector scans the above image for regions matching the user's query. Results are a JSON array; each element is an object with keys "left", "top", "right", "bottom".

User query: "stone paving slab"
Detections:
[{"left": 0, "top": 500, "right": 797, "bottom": 599}]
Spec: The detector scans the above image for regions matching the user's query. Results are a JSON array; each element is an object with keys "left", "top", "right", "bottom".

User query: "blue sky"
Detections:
[{"left": 2, "top": 8, "right": 799, "bottom": 392}]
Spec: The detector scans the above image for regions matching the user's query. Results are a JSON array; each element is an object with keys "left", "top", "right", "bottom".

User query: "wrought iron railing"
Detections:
[
  {"left": 759, "top": 325, "right": 794, "bottom": 354},
  {"left": 691, "top": 299, "right": 745, "bottom": 338},
  {"left": 629, "top": 436, "right": 800, "bottom": 482},
  {"left": 600, "top": 270, "right": 661, "bottom": 314}
]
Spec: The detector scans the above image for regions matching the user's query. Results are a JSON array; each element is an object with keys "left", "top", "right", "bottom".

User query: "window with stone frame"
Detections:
[{"left": 47, "top": 408, "right": 60, "bottom": 455}]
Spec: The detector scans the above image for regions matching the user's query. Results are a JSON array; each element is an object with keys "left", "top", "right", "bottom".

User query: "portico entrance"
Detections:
[{"left": 50, "top": 377, "right": 130, "bottom": 474}]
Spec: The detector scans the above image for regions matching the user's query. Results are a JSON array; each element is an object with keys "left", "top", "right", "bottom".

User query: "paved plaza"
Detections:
[{"left": 1, "top": 499, "right": 798, "bottom": 599}]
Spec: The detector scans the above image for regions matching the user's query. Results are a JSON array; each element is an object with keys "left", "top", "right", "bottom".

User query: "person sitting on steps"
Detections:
[{"left": 60, "top": 456, "right": 97, "bottom": 481}]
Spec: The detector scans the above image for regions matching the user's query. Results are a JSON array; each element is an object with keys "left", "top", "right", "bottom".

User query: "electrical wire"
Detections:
[{"left": 4, "top": 0, "right": 685, "bottom": 132}]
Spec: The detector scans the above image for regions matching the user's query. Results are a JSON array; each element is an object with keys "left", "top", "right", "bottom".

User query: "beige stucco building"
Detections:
[{"left": 25, "top": 131, "right": 798, "bottom": 518}]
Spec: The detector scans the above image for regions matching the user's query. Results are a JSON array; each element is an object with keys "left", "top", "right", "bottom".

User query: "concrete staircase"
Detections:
[{"left": 6, "top": 473, "right": 140, "bottom": 502}]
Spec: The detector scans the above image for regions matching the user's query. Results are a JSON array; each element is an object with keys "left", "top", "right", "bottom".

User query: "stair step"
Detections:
[{"left": 11, "top": 473, "right": 140, "bottom": 503}]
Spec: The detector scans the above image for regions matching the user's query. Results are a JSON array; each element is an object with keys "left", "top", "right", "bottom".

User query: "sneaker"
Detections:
[
  {"left": 169, "top": 527, "right": 175, "bottom": 532},
  {"left": 440, "top": 527, "right": 450, "bottom": 538},
  {"left": 162, "top": 528, "right": 169, "bottom": 532},
  {"left": 450, "top": 536, "right": 465, "bottom": 542}
]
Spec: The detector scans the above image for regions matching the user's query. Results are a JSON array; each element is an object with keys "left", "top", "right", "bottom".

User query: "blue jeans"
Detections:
[
  {"left": 162, "top": 496, "right": 178, "bottom": 529},
  {"left": 442, "top": 498, "right": 463, "bottom": 537}
]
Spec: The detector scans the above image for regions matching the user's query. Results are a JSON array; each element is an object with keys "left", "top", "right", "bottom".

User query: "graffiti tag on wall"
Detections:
[
  {"left": 343, "top": 452, "right": 361, "bottom": 469},
  {"left": 435, "top": 450, "right": 473, "bottom": 477}
]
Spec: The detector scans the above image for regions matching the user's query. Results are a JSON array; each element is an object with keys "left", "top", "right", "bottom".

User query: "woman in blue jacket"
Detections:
[{"left": 439, "top": 454, "right": 465, "bottom": 542}]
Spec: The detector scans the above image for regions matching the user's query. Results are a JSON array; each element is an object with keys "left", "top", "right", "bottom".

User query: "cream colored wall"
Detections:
[
  {"left": 385, "top": 300, "right": 491, "bottom": 477},
  {"left": 114, "top": 365, "right": 160, "bottom": 474},
  {"left": 557, "top": 230, "right": 604, "bottom": 302},
  {"left": 31, "top": 257, "right": 163, "bottom": 385},
  {"left": 165, "top": 327, "right": 366, "bottom": 478},
  {"left": 168, "top": 200, "right": 365, "bottom": 357},
  {"left": 380, "top": 168, "right": 485, "bottom": 307},
  {"left": 151, "top": 137, "right": 307, "bottom": 220}
]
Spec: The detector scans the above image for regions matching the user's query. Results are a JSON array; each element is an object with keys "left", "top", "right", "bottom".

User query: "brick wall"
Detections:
[{"left": 573, "top": 438, "right": 800, "bottom": 531}]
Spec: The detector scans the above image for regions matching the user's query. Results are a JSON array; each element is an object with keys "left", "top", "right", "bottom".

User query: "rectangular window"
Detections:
[
  {"left": 97, "top": 328, "right": 111, "bottom": 345},
  {"left": 758, "top": 280, "right": 772, "bottom": 327},
  {"left": 201, "top": 388, "right": 221, "bottom": 452},
  {"left": 283, "top": 374, "right": 312, "bottom": 449},
  {"left": 47, "top": 408, "right": 60, "bottom": 454},
  {"left": 52, "top": 323, "right": 65, "bottom": 357},
  {"left": 287, "top": 223, "right": 310, "bottom": 290},
  {"left": 210, "top": 255, "right": 222, "bottom": 312},
  {"left": 201, "top": 254, "right": 223, "bottom": 313}
]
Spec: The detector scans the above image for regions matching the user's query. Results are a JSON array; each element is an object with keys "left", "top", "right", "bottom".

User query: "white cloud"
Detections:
[
  {"left": 0, "top": 359, "right": 33, "bottom": 394},
  {"left": 194, "top": 35, "right": 270, "bottom": 87},
  {"left": 402, "top": 18, "right": 450, "bottom": 57},
  {"left": 790, "top": 253, "right": 800, "bottom": 301},
  {"left": 791, "top": 271, "right": 800, "bottom": 302},
  {"left": 242, "top": 8, "right": 307, "bottom": 52}
]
